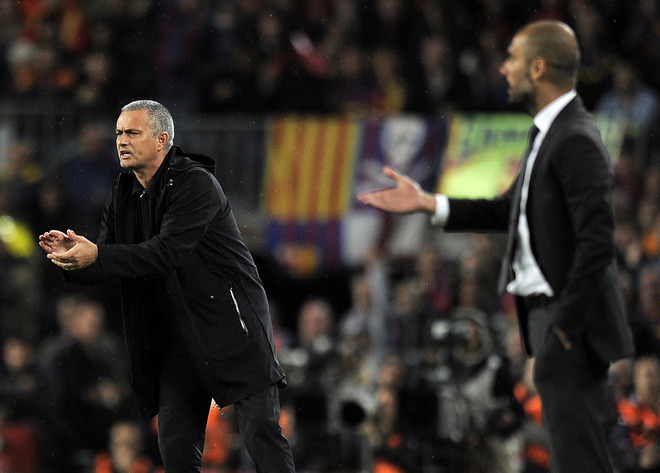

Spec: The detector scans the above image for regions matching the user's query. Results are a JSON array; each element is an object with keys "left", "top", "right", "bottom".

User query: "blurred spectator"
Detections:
[
  {"left": 0, "top": 185, "right": 40, "bottom": 341},
  {"left": 385, "top": 278, "right": 431, "bottom": 365},
  {"left": 0, "top": 405, "right": 39, "bottom": 473},
  {"left": 406, "top": 34, "right": 474, "bottom": 115},
  {"left": 617, "top": 355, "right": 660, "bottom": 472},
  {"left": 338, "top": 255, "right": 388, "bottom": 362},
  {"left": 55, "top": 0, "right": 91, "bottom": 57},
  {"left": 362, "top": 385, "right": 421, "bottom": 473},
  {"left": 463, "top": 24, "right": 510, "bottom": 111},
  {"left": 636, "top": 106, "right": 660, "bottom": 171},
  {"left": 269, "top": 298, "right": 294, "bottom": 353},
  {"left": 55, "top": 122, "right": 121, "bottom": 240},
  {"left": 39, "top": 294, "right": 132, "bottom": 473},
  {"left": 623, "top": 0, "right": 660, "bottom": 92},
  {"left": 90, "top": 420, "right": 161, "bottom": 473},
  {"left": 634, "top": 264, "right": 660, "bottom": 355},
  {"left": 152, "top": 0, "right": 215, "bottom": 114},
  {"left": 431, "top": 306, "right": 521, "bottom": 473},
  {"left": 513, "top": 359, "right": 550, "bottom": 473},
  {"left": 0, "top": 0, "right": 20, "bottom": 91},
  {"left": 614, "top": 136, "right": 644, "bottom": 214},
  {"left": 570, "top": 0, "right": 616, "bottom": 109},
  {"left": 329, "top": 43, "right": 377, "bottom": 115},
  {"left": 280, "top": 298, "right": 340, "bottom": 472},
  {"left": 596, "top": 58, "right": 660, "bottom": 138},
  {"left": 74, "top": 50, "right": 120, "bottom": 119},
  {"left": 98, "top": 0, "right": 156, "bottom": 108},
  {"left": 0, "top": 138, "right": 42, "bottom": 219},
  {"left": 360, "top": 0, "right": 416, "bottom": 60},
  {"left": 5, "top": 39, "right": 40, "bottom": 98},
  {"left": 408, "top": 244, "right": 457, "bottom": 321},
  {"left": 0, "top": 337, "right": 42, "bottom": 425},
  {"left": 201, "top": 2, "right": 256, "bottom": 113},
  {"left": 328, "top": 331, "right": 383, "bottom": 470},
  {"left": 370, "top": 46, "right": 408, "bottom": 115}
]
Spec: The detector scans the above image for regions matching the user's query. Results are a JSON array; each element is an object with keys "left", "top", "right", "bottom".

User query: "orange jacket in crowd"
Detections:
[{"left": 514, "top": 382, "right": 550, "bottom": 470}]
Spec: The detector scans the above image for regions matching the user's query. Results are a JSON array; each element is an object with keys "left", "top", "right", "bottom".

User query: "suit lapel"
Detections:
[{"left": 527, "top": 97, "right": 582, "bottom": 188}]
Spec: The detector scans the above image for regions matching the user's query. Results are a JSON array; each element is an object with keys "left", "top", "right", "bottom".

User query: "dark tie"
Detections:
[{"left": 497, "top": 125, "right": 540, "bottom": 295}]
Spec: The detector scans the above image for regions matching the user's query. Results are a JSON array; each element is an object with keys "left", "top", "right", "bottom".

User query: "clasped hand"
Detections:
[{"left": 38, "top": 229, "right": 98, "bottom": 270}]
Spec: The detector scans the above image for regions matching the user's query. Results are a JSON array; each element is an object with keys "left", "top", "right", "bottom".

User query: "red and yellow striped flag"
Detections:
[{"left": 264, "top": 116, "right": 361, "bottom": 220}]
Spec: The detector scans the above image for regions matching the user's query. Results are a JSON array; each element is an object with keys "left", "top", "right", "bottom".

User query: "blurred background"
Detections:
[{"left": 1, "top": 0, "right": 660, "bottom": 472}]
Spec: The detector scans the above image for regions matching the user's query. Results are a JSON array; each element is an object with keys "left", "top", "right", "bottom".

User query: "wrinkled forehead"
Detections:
[{"left": 116, "top": 109, "right": 150, "bottom": 131}]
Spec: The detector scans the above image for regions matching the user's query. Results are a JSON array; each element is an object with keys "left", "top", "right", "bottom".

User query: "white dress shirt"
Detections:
[{"left": 432, "top": 90, "right": 578, "bottom": 297}]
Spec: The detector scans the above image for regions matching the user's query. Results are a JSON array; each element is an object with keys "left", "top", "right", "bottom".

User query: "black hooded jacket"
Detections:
[{"left": 67, "top": 146, "right": 285, "bottom": 420}]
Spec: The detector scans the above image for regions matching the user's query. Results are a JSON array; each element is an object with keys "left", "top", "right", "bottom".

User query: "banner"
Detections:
[
  {"left": 262, "top": 113, "right": 624, "bottom": 275},
  {"left": 438, "top": 112, "right": 626, "bottom": 199},
  {"left": 263, "top": 115, "right": 446, "bottom": 273},
  {"left": 345, "top": 116, "right": 446, "bottom": 264},
  {"left": 263, "top": 116, "right": 362, "bottom": 275},
  {"left": 438, "top": 114, "right": 531, "bottom": 198}
]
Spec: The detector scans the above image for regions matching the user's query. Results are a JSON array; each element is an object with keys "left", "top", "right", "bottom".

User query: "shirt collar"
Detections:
[{"left": 533, "top": 90, "right": 577, "bottom": 134}]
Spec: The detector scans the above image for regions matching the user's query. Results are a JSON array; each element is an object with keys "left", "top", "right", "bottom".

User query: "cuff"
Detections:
[{"left": 430, "top": 194, "right": 449, "bottom": 226}]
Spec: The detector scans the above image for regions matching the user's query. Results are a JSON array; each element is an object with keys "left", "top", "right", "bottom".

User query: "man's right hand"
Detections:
[
  {"left": 357, "top": 165, "right": 436, "bottom": 214},
  {"left": 39, "top": 230, "right": 74, "bottom": 254}
]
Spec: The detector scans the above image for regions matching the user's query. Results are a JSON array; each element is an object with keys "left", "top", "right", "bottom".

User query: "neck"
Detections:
[
  {"left": 532, "top": 85, "right": 573, "bottom": 116},
  {"left": 135, "top": 155, "right": 166, "bottom": 188}
]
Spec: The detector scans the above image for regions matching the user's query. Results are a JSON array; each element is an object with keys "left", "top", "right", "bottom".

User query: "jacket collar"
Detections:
[{"left": 168, "top": 146, "right": 216, "bottom": 174}]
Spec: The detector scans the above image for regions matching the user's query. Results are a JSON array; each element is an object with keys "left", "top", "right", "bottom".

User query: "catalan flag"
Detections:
[{"left": 263, "top": 116, "right": 362, "bottom": 275}]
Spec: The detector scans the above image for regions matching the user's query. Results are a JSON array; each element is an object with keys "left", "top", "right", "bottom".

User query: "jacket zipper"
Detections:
[
  {"left": 155, "top": 177, "right": 175, "bottom": 223},
  {"left": 229, "top": 285, "right": 249, "bottom": 335}
]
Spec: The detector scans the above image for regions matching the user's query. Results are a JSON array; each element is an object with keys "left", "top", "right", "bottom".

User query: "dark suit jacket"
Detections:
[{"left": 444, "top": 96, "right": 634, "bottom": 365}]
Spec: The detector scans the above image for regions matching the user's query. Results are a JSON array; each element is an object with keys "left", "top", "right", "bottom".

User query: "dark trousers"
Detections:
[
  {"left": 157, "top": 336, "right": 295, "bottom": 473},
  {"left": 527, "top": 306, "right": 615, "bottom": 473}
]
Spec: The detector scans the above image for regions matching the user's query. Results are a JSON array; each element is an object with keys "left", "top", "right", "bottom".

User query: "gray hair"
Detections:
[{"left": 121, "top": 100, "right": 175, "bottom": 150}]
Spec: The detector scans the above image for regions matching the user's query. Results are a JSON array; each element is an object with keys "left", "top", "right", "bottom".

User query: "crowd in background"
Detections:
[
  {"left": 2, "top": 0, "right": 660, "bottom": 472},
  {"left": 1, "top": 0, "right": 660, "bottom": 119}
]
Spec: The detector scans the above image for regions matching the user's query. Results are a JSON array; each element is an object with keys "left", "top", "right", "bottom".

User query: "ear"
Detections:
[
  {"left": 157, "top": 132, "right": 169, "bottom": 150},
  {"left": 529, "top": 57, "right": 547, "bottom": 81}
]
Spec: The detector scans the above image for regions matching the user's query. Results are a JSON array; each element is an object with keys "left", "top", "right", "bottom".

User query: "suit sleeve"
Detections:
[
  {"left": 550, "top": 129, "right": 616, "bottom": 336},
  {"left": 445, "top": 188, "right": 514, "bottom": 232}
]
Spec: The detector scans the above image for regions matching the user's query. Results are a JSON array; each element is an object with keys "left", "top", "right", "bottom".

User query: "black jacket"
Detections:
[{"left": 68, "top": 146, "right": 285, "bottom": 420}]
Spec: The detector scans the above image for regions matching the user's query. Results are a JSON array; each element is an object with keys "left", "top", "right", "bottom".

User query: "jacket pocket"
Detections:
[{"left": 229, "top": 283, "right": 249, "bottom": 336}]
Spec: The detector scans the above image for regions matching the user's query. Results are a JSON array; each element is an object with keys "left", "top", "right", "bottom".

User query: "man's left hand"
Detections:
[{"left": 45, "top": 229, "right": 98, "bottom": 271}]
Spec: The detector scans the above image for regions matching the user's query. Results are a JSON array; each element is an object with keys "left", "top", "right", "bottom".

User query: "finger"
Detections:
[
  {"left": 357, "top": 192, "right": 376, "bottom": 204},
  {"left": 382, "top": 165, "right": 402, "bottom": 182}
]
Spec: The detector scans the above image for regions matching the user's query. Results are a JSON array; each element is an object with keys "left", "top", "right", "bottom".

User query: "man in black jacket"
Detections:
[
  {"left": 39, "top": 100, "right": 295, "bottom": 473},
  {"left": 358, "top": 21, "right": 634, "bottom": 473}
]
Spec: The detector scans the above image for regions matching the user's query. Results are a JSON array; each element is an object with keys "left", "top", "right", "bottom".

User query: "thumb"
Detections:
[{"left": 66, "top": 229, "right": 79, "bottom": 240}]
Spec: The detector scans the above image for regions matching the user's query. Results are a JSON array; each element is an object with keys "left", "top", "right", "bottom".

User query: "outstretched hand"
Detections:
[
  {"left": 39, "top": 229, "right": 98, "bottom": 270},
  {"left": 357, "top": 166, "right": 436, "bottom": 214}
]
